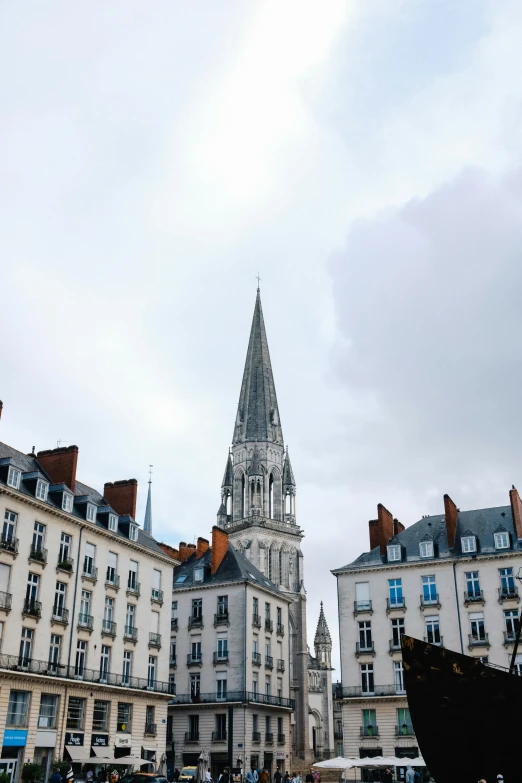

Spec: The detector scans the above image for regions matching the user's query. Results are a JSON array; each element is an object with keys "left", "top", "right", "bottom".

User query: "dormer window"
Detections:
[
  {"left": 36, "top": 480, "right": 49, "bottom": 502},
  {"left": 86, "top": 504, "right": 97, "bottom": 523},
  {"left": 419, "top": 541, "right": 434, "bottom": 559},
  {"left": 62, "top": 493, "right": 73, "bottom": 513},
  {"left": 194, "top": 567, "right": 204, "bottom": 582},
  {"left": 108, "top": 514, "right": 118, "bottom": 532},
  {"left": 129, "top": 524, "right": 138, "bottom": 542},
  {"left": 461, "top": 536, "right": 477, "bottom": 553},
  {"left": 7, "top": 467, "right": 21, "bottom": 490},
  {"left": 387, "top": 545, "right": 401, "bottom": 562},
  {"left": 494, "top": 532, "right": 509, "bottom": 550}
]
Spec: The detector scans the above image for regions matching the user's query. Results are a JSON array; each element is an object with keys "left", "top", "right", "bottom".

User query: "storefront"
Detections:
[
  {"left": 114, "top": 734, "right": 133, "bottom": 759},
  {"left": 274, "top": 752, "right": 286, "bottom": 774},
  {"left": 1, "top": 730, "right": 28, "bottom": 783},
  {"left": 34, "top": 730, "right": 57, "bottom": 782}
]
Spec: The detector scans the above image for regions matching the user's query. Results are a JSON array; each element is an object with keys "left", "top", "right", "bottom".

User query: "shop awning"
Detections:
[
  {"left": 92, "top": 748, "right": 111, "bottom": 758},
  {"left": 66, "top": 747, "right": 91, "bottom": 763},
  {"left": 91, "top": 755, "right": 144, "bottom": 765}
]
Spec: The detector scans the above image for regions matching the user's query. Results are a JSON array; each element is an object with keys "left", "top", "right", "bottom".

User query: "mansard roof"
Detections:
[{"left": 233, "top": 290, "right": 283, "bottom": 446}]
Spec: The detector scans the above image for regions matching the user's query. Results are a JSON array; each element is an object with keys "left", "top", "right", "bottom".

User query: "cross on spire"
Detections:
[{"left": 256, "top": 272, "right": 262, "bottom": 291}]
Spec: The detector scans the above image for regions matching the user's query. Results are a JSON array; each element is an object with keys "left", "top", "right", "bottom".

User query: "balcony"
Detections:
[
  {"left": 171, "top": 617, "right": 179, "bottom": 631},
  {"left": 389, "top": 639, "right": 403, "bottom": 653},
  {"left": 77, "top": 613, "right": 93, "bottom": 631},
  {"left": 169, "top": 691, "right": 295, "bottom": 709},
  {"left": 29, "top": 546, "right": 47, "bottom": 566},
  {"left": 334, "top": 730, "right": 343, "bottom": 740},
  {"left": 265, "top": 655, "right": 274, "bottom": 670},
  {"left": 504, "top": 631, "right": 518, "bottom": 646},
  {"left": 424, "top": 636, "right": 443, "bottom": 647},
  {"left": 386, "top": 598, "right": 406, "bottom": 614},
  {"left": 124, "top": 625, "right": 138, "bottom": 642},
  {"left": 252, "top": 731, "right": 261, "bottom": 742},
  {"left": 265, "top": 619, "right": 273, "bottom": 632},
  {"left": 144, "top": 723, "right": 157, "bottom": 736},
  {"left": 277, "top": 659, "right": 285, "bottom": 672},
  {"left": 499, "top": 587, "right": 519, "bottom": 602},
  {"left": 336, "top": 684, "right": 405, "bottom": 699},
  {"left": 0, "top": 534, "right": 18, "bottom": 556},
  {"left": 184, "top": 733, "right": 199, "bottom": 744},
  {"left": 151, "top": 588, "right": 163, "bottom": 605},
  {"left": 265, "top": 733, "right": 274, "bottom": 744},
  {"left": 214, "top": 612, "right": 229, "bottom": 627},
  {"left": 170, "top": 656, "right": 177, "bottom": 667},
  {"left": 252, "top": 652, "right": 262, "bottom": 666},
  {"left": 464, "top": 590, "right": 484, "bottom": 606},
  {"left": 353, "top": 600, "right": 373, "bottom": 615},
  {"left": 277, "top": 624, "right": 285, "bottom": 637},
  {"left": 101, "top": 620, "right": 117, "bottom": 638},
  {"left": 420, "top": 593, "right": 440, "bottom": 609},
  {"left": 126, "top": 581, "right": 140, "bottom": 598},
  {"left": 355, "top": 642, "right": 375, "bottom": 656},
  {"left": 213, "top": 651, "right": 229, "bottom": 665},
  {"left": 395, "top": 724, "right": 414, "bottom": 736},
  {"left": 82, "top": 565, "right": 98, "bottom": 583},
  {"left": 22, "top": 598, "right": 41, "bottom": 618},
  {"left": 252, "top": 613, "right": 262, "bottom": 628},
  {"left": 187, "top": 654, "right": 202, "bottom": 667},
  {"left": 212, "top": 731, "right": 227, "bottom": 743},
  {"left": 360, "top": 726, "right": 379, "bottom": 738},
  {"left": 105, "top": 574, "right": 120, "bottom": 590},
  {"left": 57, "top": 556, "right": 73, "bottom": 574},
  {"left": 51, "top": 607, "right": 69, "bottom": 626},
  {"left": 188, "top": 615, "right": 203, "bottom": 629},
  {"left": 149, "top": 632, "right": 162, "bottom": 649},
  {"left": 277, "top": 734, "right": 285, "bottom": 744},
  {"left": 0, "top": 591, "right": 12, "bottom": 613},
  {"left": 468, "top": 633, "right": 489, "bottom": 649}
]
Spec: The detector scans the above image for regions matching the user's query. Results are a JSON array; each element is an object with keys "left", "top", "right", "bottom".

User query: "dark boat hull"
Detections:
[{"left": 402, "top": 635, "right": 518, "bottom": 783}]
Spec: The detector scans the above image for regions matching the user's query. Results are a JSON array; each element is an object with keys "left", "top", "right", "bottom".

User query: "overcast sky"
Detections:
[{"left": 2, "top": 0, "right": 522, "bottom": 672}]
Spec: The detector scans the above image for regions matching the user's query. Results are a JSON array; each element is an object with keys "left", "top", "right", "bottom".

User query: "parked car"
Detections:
[{"left": 179, "top": 769, "right": 197, "bottom": 783}]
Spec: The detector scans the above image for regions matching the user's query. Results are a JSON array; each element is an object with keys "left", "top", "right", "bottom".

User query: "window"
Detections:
[
  {"left": 500, "top": 567, "right": 516, "bottom": 595},
  {"left": 19, "top": 628, "right": 33, "bottom": 667},
  {"left": 148, "top": 655, "right": 157, "bottom": 687},
  {"left": 461, "top": 536, "right": 476, "bottom": 553},
  {"left": 192, "top": 598, "right": 202, "bottom": 619},
  {"left": 253, "top": 714, "right": 258, "bottom": 733},
  {"left": 129, "top": 524, "right": 138, "bottom": 542},
  {"left": 26, "top": 572, "right": 40, "bottom": 604},
  {"left": 171, "top": 600, "right": 178, "bottom": 620},
  {"left": 216, "top": 672, "right": 227, "bottom": 700},
  {"left": 394, "top": 661, "right": 405, "bottom": 693},
  {"left": 107, "top": 552, "right": 118, "bottom": 584},
  {"left": 358, "top": 621, "right": 372, "bottom": 651},
  {"left": 504, "top": 610, "right": 519, "bottom": 641},
  {"left": 253, "top": 597, "right": 259, "bottom": 617},
  {"left": 169, "top": 674, "right": 176, "bottom": 695},
  {"left": 425, "top": 615, "right": 441, "bottom": 645},
  {"left": 104, "top": 596, "right": 114, "bottom": 627},
  {"left": 3, "top": 510, "right": 17, "bottom": 542},
  {"left": 265, "top": 602, "right": 271, "bottom": 620},
  {"left": 49, "top": 634, "right": 61, "bottom": 671},
  {"left": 53, "top": 582, "right": 66, "bottom": 619},
  {"left": 188, "top": 714, "right": 199, "bottom": 740},
  {"left": 80, "top": 589, "right": 91, "bottom": 621},
  {"left": 265, "top": 716, "right": 271, "bottom": 734},
  {"left": 277, "top": 607, "right": 282, "bottom": 626},
  {"left": 59, "top": 532, "right": 71, "bottom": 563},
  {"left": 75, "top": 640, "right": 87, "bottom": 677},
  {"left": 151, "top": 569, "right": 162, "bottom": 600},
  {"left": 422, "top": 575, "right": 437, "bottom": 603},
  {"left": 128, "top": 560, "right": 138, "bottom": 590},
  {"left": 67, "top": 697, "right": 86, "bottom": 730},
  {"left": 265, "top": 641, "right": 271, "bottom": 659},
  {"left": 7, "top": 466, "right": 21, "bottom": 490},
  {"left": 92, "top": 700, "right": 110, "bottom": 731},
  {"left": 277, "top": 679, "right": 282, "bottom": 698},
  {"left": 355, "top": 582, "right": 371, "bottom": 611},
  {"left": 388, "top": 579, "right": 403, "bottom": 607},
  {"left": 36, "top": 480, "right": 49, "bottom": 502},
  {"left": 32, "top": 522, "right": 45, "bottom": 553},
  {"left": 145, "top": 705, "right": 155, "bottom": 729},
  {"left": 252, "top": 673, "right": 258, "bottom": 695},
  {"left": 117, "top": 702, "right": 132, "bottom": 732},
  {"left": 86, "top": 504, "right": 97, "bottom": 523},
  {"left": 125, "top": 604, "right": 135, "bottom": 630},
  {"left": 83, "top": 543, "right": 96, "bottom": 576},
  {"left": 218, "top": 595, "right": 228, "bottom": 616},
  {"left": 100, "top": 645, "right": 110, "bottom": 682},
  {"left": 190, "top": 674, "right": 200, "bottom": 699},
  {"left": 7, "top": 691, "right": 30, "bottom": 726},
  {"left": 419, "top": 541, "right": 434, "bottom": 558},
  {"left": 470, "top": 612, "right": 486, "bottom": 641},
  {"left": 265, "top": 677, "right": 271, "bottom": 696},
  {"left": 397, "top": 707, "right": 412, "bottom": 735},
  {"left": 513, "top": 654, "right": 522, "bottom": 676},
  {"left": 362, "top": 709, "right": 376, "bottom": 736},
  {"left": 108, "top": 514, "right": 118, "bottom": 532},
  {"left": 194, "top": 567, "right": 204, "bottom": 582},
  {"left": 387, "top": 545, "right": 401, "bottom": 562},
  {"left": 39, "top": 694, "right": 58, "bottom": 729},
  {"left": 360, "top": 664, "right": 374, "bottom": 694},
  {"left": 62, "top": 493, "right": 73, "bottom": 512},
  {"left": 122, "top": 651, "right": 132, "bottom": 685},
  {"left": 215, "top": 714, "right": 226, "bottom": 739},
  {"left": 217, "top": 635, "right": 228, "bottom": 660},
  {"left": 495, "top": 531, "right": 510, "bottom": 550},
  {"left": 465, "top": 571, "right": 481, "bottom": 598}
]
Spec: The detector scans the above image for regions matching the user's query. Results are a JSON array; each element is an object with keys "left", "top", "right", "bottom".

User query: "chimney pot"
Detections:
[
  {"left": 103, "top": 479, "right": 138, "bottom": 518},
  {"left": 196, "top": 537, "right": 210, "bottom": 558},
  {"left": 443, "top": 494, "right": 458, "bottom": 548},
  {"left": 211, "top": 526, "right": 229, "bottom": 574},
  {"left": 510, "top": 486, "right": 522, "bottom": 539},
  {"left": 368, "top": 503, "right": 394, "bottom": 555}
]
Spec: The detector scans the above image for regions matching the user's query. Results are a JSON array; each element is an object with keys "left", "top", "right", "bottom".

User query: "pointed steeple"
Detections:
[
  {"left": 314, "top": 602, "right": 332, "bottom": 647},
  {"left": 221, "top": 452, "right": 233, "bottom": 490},
  {"left": 143, "top": 466, "right": 153, "bottom": 535},
  {"left": 283, "top": 447, "right": 296, "bottom": 488},
  {"left": 233, "top": 290, "right": 283, "bottom": 445}
]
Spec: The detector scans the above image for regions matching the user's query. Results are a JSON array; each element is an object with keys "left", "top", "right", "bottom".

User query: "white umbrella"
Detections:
[
  {"left": 313, "top": 758, "right": 358, "bottom": 770},
  {"left": 157, "top": 753, "right": 168, "bottom": 778},
  {"left": 196, "top": 751, "right": 210, "bottom": 783}
]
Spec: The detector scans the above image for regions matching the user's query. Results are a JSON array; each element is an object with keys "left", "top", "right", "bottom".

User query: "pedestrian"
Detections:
[
  {"left": 174, "top": 771, "right": 180, "bottom": 782},
  {"left": 221, "top": 768, "right": 230, "bottom": 783},
  {"left": 259, "top": 770, "right": 269, "bottom": 783},
  {"left": 274, "top": 769, "right": 282, "bottom": 783},
  {"left": 206, "top": 772, "right": 211, "bottom": 783},
  {"left": 50, "top": 770, "right": 62, "bottom": 783},
  {"left": 86, "top": 769, "right": 94, "bottom": 783},
  {"left": 383, "top": 769, "right": 393, "bottom": 783},
  {"left": 405, "top": 767, "right": 414, "bottom": 783},
  {"left": 283, "top": 773, "right": 290, "bottom": 783},
  {"left": 312, "top": 772, "right": 320, "bottom": 783},
  {"left": 305, "top": 772, "right": 314, "bottom": 783}
]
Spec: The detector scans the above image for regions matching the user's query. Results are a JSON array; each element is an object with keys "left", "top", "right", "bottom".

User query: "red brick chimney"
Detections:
[
  {"left": 37, "top": 446, "right": 79, "bottom": 491},
  {"left": 444, "top": 494, "right": 458, "bottom": 548},
  {"left": 177, "top": 542, "right": 192, "bottom": 562},
  {"left": 103, "top": 479, "right": 138, "bottom": 518},
  {"left": 211, "top": 525, "right": 229, "bottom": 574},
  {"left": 196, "top": 537, "right": 210, "bottom": 558},
  {"left": 393, "top": 519, "right": 405, "bottom": 536},
  {"left": 509, "top": 486, "right": 522, "bottom": 540},
  {"left": 368, "top": 503, "right": 394, "bottom": 554},
  {"left": 158, "top": 543, "right": 180, "bottom": 562}
]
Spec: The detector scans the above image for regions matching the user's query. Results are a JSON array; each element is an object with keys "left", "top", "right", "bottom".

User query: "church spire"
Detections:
[
  {"left": 314, "top": 601, "right": 332, "bottom": 668},
  {"left": 233, "top": 290, "right": 283, "bottom": 446},
  {"left": 143, "top": 465, "right": 153, "bottom": 535}
]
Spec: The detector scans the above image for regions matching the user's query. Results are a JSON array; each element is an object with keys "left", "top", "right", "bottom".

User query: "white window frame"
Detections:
[
  {"left": 36, "top": 480, "right": 49, "bottom": 502},
  {"left": 194, "top": 567, "right": 204, "bottom": 582},
  {"left": 129, "top": 524, "right": 138, "bottom": 541},
  {"left": 108, "top": 514, "right": 118, "bottom": 532},
  {"left": 62, "top": 493, "right": 73, "bottom": 513},
  {"left": 494, "top": 532, "right": 509, "bottom": 550},
  {"left": 419, "top": 540, "right": 434, "bottom": 558},
  {"left": 7, "top": 467, "right": 21, "bottom": 490},
  {"left": 86, "top": 504, "right": 96, "bottom": 523},
  {"left": 461, "top": 536, "right": 476, "bottom": 553},
  {"left": 387, "top": 545, "right": 401, "bottom": 562}
]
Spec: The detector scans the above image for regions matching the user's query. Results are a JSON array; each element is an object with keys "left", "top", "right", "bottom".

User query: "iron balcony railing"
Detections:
[
  {"left": 29, "top": 546, "right": 47, "bottom": 564},
  {"left": 170, "top": 656, "right": 177, "bottom": 667},
  {"left": 277, "top": 659, "right": 285, "bottom": 672},
  {"left": 265, "top": 656, "right": 274, "bottom": 669},
  {"left": 277, "top": 734, "right": 285, "bottom": 744},
  {"left": 82, "top": 565, "right": 98, "bottom": 581},
  {"left": 149, "top": 632, "right": 162, "bottom": 648},
  {"left": 265, "top": 733, "right": 274, "bottom": 744},
  {"left": 144, "top": 723, "right": 157, "bottom": 735},
  {"left": 78, "top": 613, "right": 93, "bottom": 630},
  {"left": 356, "top": 642, "right": 375, "bottom": 655},
  {"left": 424, "top": 636, "right": 443, "bottom": 647},
  {"left": 213, "top": 651, "right": 229, "bottom": 664},
  {"left": 185, "top": 732, "right": 199, "bottom": 743},
  {"left": 23, "top": 598, "right": 41, "bottom": 617},
  {"left": 499, "top": 587, "right": 519, "bottom": 601},
  {"left": 386, "top": 598, "right": 406, "bottom": 611},
  {"left": 252, "top": 614, "right": 261, "bottom": 628},
  {"left": 151, "top": 589, "right": 163, "bottom": 604},
  {"left": 277, "top": 624, "right": 285, "bottom": 636},
  {"left": 57, "top": 556, "right": 73, "bottom": 572},
  {"left": 102, "top": 620, "right": 117, "bottom": 637},
  {"left": 0, "top": 652, "right": 172, "bottom": 693},
  {"left": 105, "top": 573, "right": 120, "bottom": 589},
  {"left": 353, "top": 600, "right": 373, "bottom": 614},
  {"left": 187, "top": 654, "right": 202, "bottom": 666},
  {"left": 124, "top": 625, "right": 138, "bottom": 642},
  {"left": 169, "top": 691, "right": 295, "bottom": 709},
  {"left": 504, "top": 631, "right": 517, "bottom": 645},
  {"left": 395, "top": 724, "right": 415, "bottom": 736},
  {"left": 51, "top": 607, "right": 69, "bottom": 625},
  {"left": 126, "top": 581, "right": 140, "bottom": 597},
  {"left": 214, "top": 612, "right": 229, "bottom": 626},
  {"left": 252, "top": 652, "right": 262, "bottom": 665},
  {"left": 389, "top": 639, "right": 403, "bottom": 652},
  {"left": 420, "top": 593, "right": 440, "bottom": 608},
  {"left": 468, "top": 633, "right": 489, "bottom": 648},
  {"left": 252, "top": 731, "right": 261, "bottom": 742},
  {"left": 171, "top": 618, "right": 178, "bottom": 630},
  {"left": 212, "top": 731, "right": 227, "bottom": 742},
  {"left": 464, "top": 590, "right": 484, "bottom": 605},
  {"left": 188, "top": 615, "right": 203, "bottom": 629},
  {"left": 265, "top": 619, "right": 273, "bottom": 632},
  {"left": 336, "top": 684, "right": 403, "bottom": 699},
  {"left": 334, "top": 730, "right": 343, "bottom": 739},
  {"left": 0, "top": 534, "right": 18, "bottom": 554},
  {"left": 360, "top": 726, "right": 379, "bottom": 737},
  {"left": 0, "top": 591, "right": 12, "bottom": 612}
]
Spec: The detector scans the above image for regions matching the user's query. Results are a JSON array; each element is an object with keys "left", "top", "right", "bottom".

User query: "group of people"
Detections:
[{"left": 245, "top": 768, "right": 320, "bottom": 783}]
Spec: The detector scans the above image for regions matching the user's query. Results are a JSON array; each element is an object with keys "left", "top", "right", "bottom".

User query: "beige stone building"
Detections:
[
  {"left": 0, "top": 440, "right": 175, "bottom": 783},
  {"left": 333, "top": 488, "right": 522, "bottom": 773}
]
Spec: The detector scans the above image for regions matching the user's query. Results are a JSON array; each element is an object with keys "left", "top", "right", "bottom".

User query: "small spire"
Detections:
[
  {"left": 283, "top": 448, "right": 296, "bottom": 488},
  {"left": 314, "top": 601, "right": 332, "bottom": 647},
  {"left": 143, "top": 465, "right": 153, "bottom": 535},
  {"left": 221, "top": 452, "right": 234, "bottom": 489}
]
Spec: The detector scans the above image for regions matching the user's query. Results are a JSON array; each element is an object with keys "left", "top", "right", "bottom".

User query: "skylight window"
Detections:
[
  {"left": 461, "top": 536, "right": 477, "bottom": 553},
  {"left": 494, "top": 532, "right": 509, "bottom": 550},
  {"left": 419, "top": 541, "right": 434, "bottom": 559},
  {"left": 36, "top": 480, "right": 49, "bottom": 502},
  {"left": 175, "top": 575, "right": 187, "bottom": 583},
  {"left": 248, "top": 573, "right": 257, "bottom": 581},
  {"left": 7, "top": 467, "right": 21, "bottom": 490},
  {"left": 387, "top": 545, "right": 401, "bottom": 562}
]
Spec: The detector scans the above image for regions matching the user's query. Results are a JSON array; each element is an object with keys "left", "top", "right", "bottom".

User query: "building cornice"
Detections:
[
  {"left": 0, "top": 667, "right": 171, "bottom": 700},
  {"left": 172, "top": 576, "right": 293, "bottom": 604},
  {"left": 226, "top": 516, "right": 304, "bottom": 540},
  {"left": 332, "top": 549, "right": 522, "bottom": 577}
]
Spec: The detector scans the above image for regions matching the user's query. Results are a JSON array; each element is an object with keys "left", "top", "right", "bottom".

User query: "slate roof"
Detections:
[
  {"left": 0, "top": 441, "right": 166, "bottom": 558},
  {"left": 233, "top": 290, "right": 283, "bottom": 446},
  {"left": 172, "top": 542, "right": 291, "bottom": 600},
  {"left": 333, "top": 502, "right": 521, "bottom": 572}
]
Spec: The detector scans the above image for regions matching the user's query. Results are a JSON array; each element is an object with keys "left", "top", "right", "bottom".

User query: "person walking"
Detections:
[
  {"left": 50, "top": 771, "right": 62, "bottom": 783},
  {"left": 383, "top": 769, "right": 393, "bottom": 783},
  {"left": 259, "top": 770, "right": 269, "bottom": 783},
  {"left": 405, "top": 767, "right": 414, "bottom": 783},
  {"left": 274, "top": 769, "right": 282, "bottom": 783},
  {"left": 305, "top": 772, "right": 314, "bottom": 783}
]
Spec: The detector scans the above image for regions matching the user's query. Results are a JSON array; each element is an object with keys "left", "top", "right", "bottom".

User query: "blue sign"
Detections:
[{"left": 3, "top": 730, "right": 28, "bottom": 747}]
